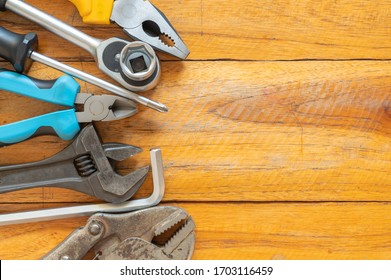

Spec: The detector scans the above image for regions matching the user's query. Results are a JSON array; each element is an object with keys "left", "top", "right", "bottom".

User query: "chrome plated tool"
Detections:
[
  {"left": 0, "top": 148, "right": 165, "bottom": 226},
  {"left": 42, "top": 206, "right": 195, "bottom": 260},
  {"left": 0, "top": 125, "right": 149, "bottom": 203},
  {"left": 0, "top": 27, "right": 167, "bottom": 112},
  {"left": 0, "top": 0, "right": 161, "bottom": 92},
  {"left": 69, "top": 0, "right": 190, "bottom": 59}
]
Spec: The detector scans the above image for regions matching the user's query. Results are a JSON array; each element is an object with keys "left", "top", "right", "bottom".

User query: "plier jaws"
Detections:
[
  {"left": 75, "top": 93, "right": 137, "bottom": 123},
  {"left": 110, "top": 0, "right": 190, "bottom": 59},
  {"left": 68, "top": 0, "right": 189, "bottom": 59}
]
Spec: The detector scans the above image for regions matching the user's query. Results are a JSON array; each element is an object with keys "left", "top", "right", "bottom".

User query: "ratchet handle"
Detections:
[
  {"left": 69, "top": 0, "right": 113, "bottom": 24},
  {"left": 0, "top": 27, "right": 38, "bottom": 72},
  {"left": 0, "top": 110, "right": 80, "bottom": 146},
  {"left": 0, "top": 69, "right": 80, "bottom": 106}
]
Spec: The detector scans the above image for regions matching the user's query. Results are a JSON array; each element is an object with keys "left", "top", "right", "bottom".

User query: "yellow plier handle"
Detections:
[{"left": 69, "top": 0, "right": 114, "bottom": 24}]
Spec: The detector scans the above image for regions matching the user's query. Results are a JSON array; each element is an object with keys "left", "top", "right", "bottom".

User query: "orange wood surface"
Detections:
[{"left": 0, "top": 0, "right": 391, "bottom": 259}]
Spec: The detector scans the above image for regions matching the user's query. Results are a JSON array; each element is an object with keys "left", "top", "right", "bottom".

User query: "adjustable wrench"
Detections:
[
  {"left": 0, "top": 125, "right": 148, "bottom": 203},
  {"left": 0, "top": 0, "right": 160, "bottom": 92}
]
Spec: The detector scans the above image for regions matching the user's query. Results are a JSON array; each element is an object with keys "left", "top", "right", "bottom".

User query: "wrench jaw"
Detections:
[
  {"left": 111, "top": 0, "right": 190, "bottom": 59},
  {"left": 92, "top": 166, "right": 150, "bottom": 204},
  {"left": 71, "top": 125, "right": 151, "bottom": 203},
  {"left": 103, "top": 143, "right": 142, "bottom": 162}
]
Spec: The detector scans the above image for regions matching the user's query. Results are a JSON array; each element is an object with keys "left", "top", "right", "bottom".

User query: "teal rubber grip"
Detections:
[
  {"left": 0, "top": 110, "right": 80, "bottom": 146},
  {"left": 0, "top": 70, "right": 80, "bottom": 106}
]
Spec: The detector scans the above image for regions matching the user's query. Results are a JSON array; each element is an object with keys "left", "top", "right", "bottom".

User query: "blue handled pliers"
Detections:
[{"left": 0, "top": 70, "right": 137, "bottom": 146}]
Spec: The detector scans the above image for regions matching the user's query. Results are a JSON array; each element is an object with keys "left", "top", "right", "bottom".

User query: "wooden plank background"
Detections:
[{"left": 0, "top": 0, "right": 391, "bottom": 259}]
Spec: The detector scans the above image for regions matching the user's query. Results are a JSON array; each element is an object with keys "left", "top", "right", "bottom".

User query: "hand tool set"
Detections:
[
  {"left": 0, "top": 0, "right": 195, "bottom": 260},
  {"left": 0, "top": 0, "right": 189, "bottom": 91}
]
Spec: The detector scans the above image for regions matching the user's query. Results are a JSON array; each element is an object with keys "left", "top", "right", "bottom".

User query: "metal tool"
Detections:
[
  {"left": 0, "top": 148, "right": 165, "bottom": 226},
  {"left": 0, "top": 125, "right": 149, "bottom": 203},
  {"left": 0, "top": 27, "right": 167, "bottom": 112},
  {"left": 69, "top": 0, "right": 190, "bottom": 59},
  {"left": 0, "top": 0, "right": 161, "bottom": 92},
  {"left": 0, "top": 70, "right": 138, "bottom": 145},
  {"left": 42, "top": 206, "right": 195, "bottom": 260}
]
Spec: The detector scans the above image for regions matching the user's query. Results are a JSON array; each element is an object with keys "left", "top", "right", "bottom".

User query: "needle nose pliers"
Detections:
[{"left": 0, "top": 69, "right": 137, "bottom": 146}]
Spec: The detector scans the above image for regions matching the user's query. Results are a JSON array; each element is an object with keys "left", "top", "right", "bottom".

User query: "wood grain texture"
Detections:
[
  {"left": 0, "top": 0, "right": 391, "bottom": 60},
  {"left": 0, "top": 0, "right": 391, "bottom": 260},
  {"left": 1, "top": 203, "right": 391, "bottom": 260},
  {"left": 1, "top": 61, "right": 390, "bottom": 203}
]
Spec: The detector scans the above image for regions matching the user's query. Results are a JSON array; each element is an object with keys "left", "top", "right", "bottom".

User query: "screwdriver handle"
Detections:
[
  {"left": 0, "top": 27, "right": 38, "bottom": 72},
  {"left": 0, "top": 0, "right": 6, "bottom": 11},
  {"left": 3, "top": 0, "right": 100, "bottom": 56},
  {"left": 69, "top": 0, "right": 114, "bottom": 24},
  {"left": 0, "top": 109, "right": 80, "bottom": 146},
  {"left": 0, "top": 69, "right": 79, "bottom": 106}
]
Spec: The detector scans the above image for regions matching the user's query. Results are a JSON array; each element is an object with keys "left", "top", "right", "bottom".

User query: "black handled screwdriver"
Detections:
[{"left": 0, "top": 27, "right": 168, "bottom": 112}]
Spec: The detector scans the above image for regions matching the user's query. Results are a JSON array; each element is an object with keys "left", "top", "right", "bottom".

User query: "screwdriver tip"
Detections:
[
  {"left": 149, "top": 101, "right": 169, "bottom": 113},
  {"left": 160, "top": 106, "right": 169, "bottom": 113}
]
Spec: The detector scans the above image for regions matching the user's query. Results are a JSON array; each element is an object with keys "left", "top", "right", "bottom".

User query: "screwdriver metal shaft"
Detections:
[{"left": 29, "top": 52, "right": 168, "bottom": 112}]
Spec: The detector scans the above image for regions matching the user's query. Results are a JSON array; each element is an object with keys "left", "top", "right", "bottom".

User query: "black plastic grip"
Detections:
[
  {"left": 0, "top": 0, "right": 6, "bottom": 11},
  {"left": 0, "top": 27, "right": 38, "bottom": 73}
]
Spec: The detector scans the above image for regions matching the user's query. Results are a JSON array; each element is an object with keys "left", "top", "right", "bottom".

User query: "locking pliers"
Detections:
[{"left": 42, "top": 206, "right": 196, "bottom": 260}]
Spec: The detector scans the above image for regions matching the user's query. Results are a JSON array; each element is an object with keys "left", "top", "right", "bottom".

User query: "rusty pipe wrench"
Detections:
[
  {"left": 42, "top": 206, "right": 195, "bottom": 260},
  {"left": 0, "top": 147, "right": 165, "bottom": 226},
  {"left": 0, "top": 0, "right": 161, "bottom": 92}
]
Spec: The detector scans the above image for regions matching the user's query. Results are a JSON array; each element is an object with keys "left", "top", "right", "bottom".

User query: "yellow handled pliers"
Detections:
[{"left": 70, "top": 0, "right": 189, "bottom": 59}]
